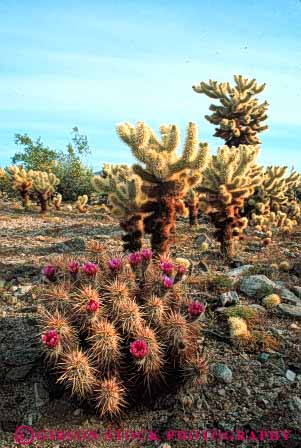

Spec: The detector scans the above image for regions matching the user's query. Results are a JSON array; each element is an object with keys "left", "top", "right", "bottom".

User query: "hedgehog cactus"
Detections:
[
  {"left": 193, "top": 74, "right": 268, "bottom": 147},
  {"left": 7, "top": 165, "right": 33, "bottom": 209},
  {"left": 38, "top": 248, "right": 207, "bottom": 417},
  {"left": 198, "top": 145, "right": 262, "bottom": 258},
  {"left": 30, "top": 170, "right": 60, "bottom": 213},
  {"left": 116, "top": 121, "right": 209, "bottom": 256},
  {"left": 92, "top": 165, "right": 148, "bottom": 252},
  {"left": 75, "top": 194, "right": 89, "bottom": 213}
]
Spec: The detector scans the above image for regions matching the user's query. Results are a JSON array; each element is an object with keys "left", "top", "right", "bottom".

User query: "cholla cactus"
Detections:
[
  {"left": 193, "top": 75, "right": 268, "bottom": 146},
  {"left": 93, "top": 165, "right": 148, "bottom": 252},
  {"left": 184, "top": 189, "right": 200, "bottom": 227},
  {"left": 53, "top": 193, "right": 63, "bottom": 210},
  {"left": 38, "top": 248, "right": 207, "bottom": 417},
  {"left": 7, "top": 166, "right": 33, "bottom": 209},
  {"left": 31, "top": 171, "right": 60, "bottom": 213},
  {"left": 248, "top": 166, "right": 301, "bottom": 233},
  {"left": 75, "top": 194, "right": 88, "bottom": 213},
  {"left": 198, "top": 145, "right": 262, "bottom": 258},
  {"left": 116, "top": 121, "right": 209, "bottom": 256}
]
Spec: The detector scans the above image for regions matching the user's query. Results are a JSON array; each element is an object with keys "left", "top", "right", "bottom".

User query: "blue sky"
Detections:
[{"left": 0, "top": 0, "right": 300, "bottom": 170}]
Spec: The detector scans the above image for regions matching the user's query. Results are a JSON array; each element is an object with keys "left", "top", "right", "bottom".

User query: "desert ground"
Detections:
[{"left": 0, "top": 200, "right": 301, "bottom": 448}]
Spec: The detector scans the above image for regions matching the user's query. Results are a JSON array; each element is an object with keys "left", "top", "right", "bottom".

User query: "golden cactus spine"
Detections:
[
  {"left": 31, "top": 171, "right": 60, "bottom": 213},
  {"left": 92, "top": 164, "right": 147, "bottom": 252},
  {"left": 7, "top": 166, "right": 33, "bottom": 209},
  {"left": 198, "top": 144, "right": 262, "bottom": 258},
  {"left": 193, "top": 74, "right": 268, "bottom": 147},
  {"left": 116, "top": 121, "right": 209, "bottom": 256},
  {"left": 75, "top": 194, "right": 88, "bottom": 213}
]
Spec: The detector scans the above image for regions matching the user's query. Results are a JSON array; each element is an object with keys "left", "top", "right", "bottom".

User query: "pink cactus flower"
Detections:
[
  {"left": 140, "top": 248, "right": 153, "bottom": 261},
  {"left": 42, "top": 265, "right": 56, "bottom": 280},
  {"left": 188, "top": 301, "right": 205, "bottom": 317},
  {"left": 177, "top": 265, "right": 187, "bottom": 275},
  {"left": 82, "top": 262, "right": 99, "bottom": 276},
  {"left": 130, "top": 339, "right": 149, "bottom": 359},
  {"left": 86, "top": 299, "right": 99, "bottom": 313},
  {"left": 128, "top": 252, "right": 142, "bottom": 266},
  {"left": 160, "top": 260, "right": 174, "bottom": 274},
  {"left": 108, "top": 258, "right": 122, "bottom": 271},
  {"left": 68, "top": 261, "right": 80, "bottom": 274},
  {"left": 41, "top": 329, "right": 59, "bottom": 348},
  {"left": 162, "top": 275, "right": 174, "bottom": 289}
]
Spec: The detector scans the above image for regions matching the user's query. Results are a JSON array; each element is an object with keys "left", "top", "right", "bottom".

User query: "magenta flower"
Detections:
[
  {"left": 162, "top": 275, "right": 174, "bottom": 289},
  {"left": 108, "top": 258, "right": 122, "bottom": 271},
  {"left": 140, "top": 248, "right": 153, "bottom": 261},
  {"left": 130, "top": 339, "right": 149, "bottom": 359},
  {"left": 42, "top": 265, "right": 56, "bottom": 280},
  {"left": 86, "top": 299, "right": 99, "bottom": 313},
  {"left": 68, "top": 261, "right": 80, "bottom": 274},
  {"left": 41, "top": 329, "right": 59, "bottom": 348},
  {"left": 128, "top": 252, "right": 142, "bottom": 266},
  {"left": 160, "top": 260, "right": 174, "bottom": 274},
  {"left": 177, "top": 265, "right": 187, "bottom": 275},
  {"left": 188, "top": 301, "right": 205, "bottom": 317},
  {"left": 82, "top": 262, "right": 99, "bottom": 276}
]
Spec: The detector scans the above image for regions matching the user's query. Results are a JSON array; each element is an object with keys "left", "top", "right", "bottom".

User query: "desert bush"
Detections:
[
  {"left": 11, "top": 128, "right": 94, "bottom": 201},
  {"left": 38, "top": 247, "right": 207, "bottom": 417}
]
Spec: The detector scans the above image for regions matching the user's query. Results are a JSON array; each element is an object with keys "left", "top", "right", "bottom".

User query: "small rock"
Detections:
[
  {"left": 226, "top": 265, "right": 253, "bottom": 278},
  {"left": 212, "top": 363, "right": 233, "bottom": 384},
  {"left": 18, "top": 285, "right": 33, "bottom": 295},
  {"left": 198, "top": 260, "right": 209, "bottom": 272},
  {"left": 0, "top": 279, "right": 6, "bottom": 288},
  {"left": 278, "top": 304, "right": 301, "bottom": 319},
  {"left": 249, "top": 304, "right": 266, "bottom": 313},
  {"left": 6, "top": 364, "right": 34, "bottom": 381},
  {"left": 195, "top": 234, "right": 212, "bottom": 246},
  {"left": 292, "top": 286, "right": 301, "bottom": 298},
  {"left": 217, "top": 388, "right": 226, "bottom": 396},
  {"left": 285, "top": 369, "right": 296, "bottom": 382},
  {"left": 73, "top": 408, "right": 83, "bottom": 416},
  {"left": 289, "top": 396, "right": 301, "bottom": 412},
  {"left": 258, "top": 353, "right": 270, "bottom": 363},
  {"left": 219, "top": 290, "right": 239, "bottom": 307},
  {"left": 240, "top": 275, "right": 276, "bottom": 299}
]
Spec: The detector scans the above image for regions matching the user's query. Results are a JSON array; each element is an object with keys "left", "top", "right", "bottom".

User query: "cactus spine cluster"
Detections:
[
  {"left": 7, "top": 166, "right": 33, "bottom": 209},
  {"left": 248, "top": 166, "right": 301, "bottom": 233},
  {"left": 198, "top": 145, "right": 262, "bottom": 258},
  {"left": 92, "top": 164, "right": 148, "bottom": 252},
  {"left": 38, "top": 248, "right": 207, "bottom": 417},
  {"left": 75, "top": 194, "right": 89, "bottom": 213},
  {"left": 193, "top": 75, "right": 268, "bottom": 146},
  {"left": 116, "top": 121, "right": 209, "bottom": 256},
  {"left": 31, "top": 171, "right": 60, "bottom": 213}
]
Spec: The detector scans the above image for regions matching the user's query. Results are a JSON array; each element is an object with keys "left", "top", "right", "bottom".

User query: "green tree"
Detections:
[
  {"left": 11, "top": 127, "right": 94, "bottom": 202},
  {"left": 12, "top": 134, "right": 59, "bottom": 172}
]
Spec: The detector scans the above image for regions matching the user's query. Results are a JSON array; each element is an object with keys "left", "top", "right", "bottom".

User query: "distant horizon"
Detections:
[{"left": 0, "top": 0, "right": 300, "bottom": 170}]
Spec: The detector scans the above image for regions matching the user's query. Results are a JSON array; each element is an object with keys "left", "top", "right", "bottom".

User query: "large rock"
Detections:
[
  {"left": 239, "top": 275, "right": 276, "bottom": 299},
  {"left": 51, "top": 237, "right": 86, "bottom": 253},
  {"left": 278, "top": 288, "right": 301, "bottom": 305},
  {"left": 212, "top": 363, "right": 233, "bottom": 384},
  {"left": 277, "top": 304, "right": 301, "bottom": 320}
]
